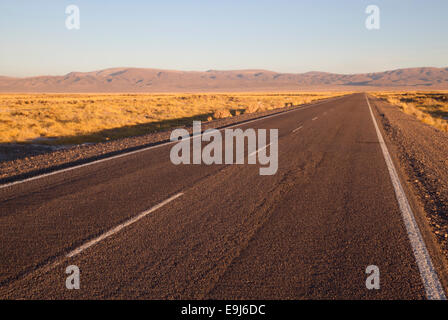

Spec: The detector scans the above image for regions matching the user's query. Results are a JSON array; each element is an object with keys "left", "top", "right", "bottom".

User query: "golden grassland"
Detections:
[
  {"left": 0, "top": 92, "right": 347, "bottom": 144},
  {"left": 372, "top": 91, "right": 448, "bottom": 132}
]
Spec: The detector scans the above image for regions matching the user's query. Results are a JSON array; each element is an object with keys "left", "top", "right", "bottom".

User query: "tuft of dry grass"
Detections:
[
  {"left": 213, "top": 109, "right": 233, "bottom": 119},
  {"left": 373, "top": 91, "right": 448, "bottom": 132},
  {"left": 0, "top": 92, "right": 347, "bottom": 144}
]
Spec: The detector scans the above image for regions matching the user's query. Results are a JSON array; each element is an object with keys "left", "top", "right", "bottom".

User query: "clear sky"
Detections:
[{"left": 0, "top": 0, "right": 447, "bottom": 77}]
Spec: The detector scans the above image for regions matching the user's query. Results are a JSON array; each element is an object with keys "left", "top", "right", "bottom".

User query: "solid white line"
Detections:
[
  {"left": 366, "top": 95, "right": 446, "bottom": 300},
  {"left": 292, "top": 125, "right": 303, "bottom": 133},
  {"left": 66, "top": 192, "right": 183, "bottom": 258},
  {"left": 249, "top": 143, "right": 272, "bottom": 157},
  {"left": 0, "top": 95, "right": 347, "bottom": 190}
]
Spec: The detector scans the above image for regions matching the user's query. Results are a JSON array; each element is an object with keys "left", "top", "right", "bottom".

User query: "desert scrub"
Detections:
[
  {"left": 0, "top": 92, "right": 347, "bottom": 144},
  {"left": 373, "top": 91, "right": 448, "bottom": 132},
  {"left": 213, "top": 109, "right": 232, "bottom": 119}
]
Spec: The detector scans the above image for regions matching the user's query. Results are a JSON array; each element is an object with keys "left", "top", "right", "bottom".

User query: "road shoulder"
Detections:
[{"left": 369, "top": 95, "right": 448, "bottom": 292}]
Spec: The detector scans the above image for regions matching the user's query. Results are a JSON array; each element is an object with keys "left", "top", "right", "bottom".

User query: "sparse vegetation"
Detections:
[
  {"left": 213, "top": 109, "right": 233, "bottom": 119},
  {"left": 0, "top": 92, "right": 346, "bottom": 144},
  {"left": 373, "top": 92, "right": 448, "bottom": 132}
]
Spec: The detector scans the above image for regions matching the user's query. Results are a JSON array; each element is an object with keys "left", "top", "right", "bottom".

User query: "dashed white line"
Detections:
[
  {"left": 312, "top": 117, "right": 318, "bottom": 121},
  {"left": 292, "top": 125, "right": 303, "bottom": 133},
  {"left": 366, "top": 95, "right": 446, "bottom": 300},
  {"left": 66, "top": 192, "right": 184, "bottom": 258},
  {"left": 249, "top": 143, "right": 272, "bottom": 157}
]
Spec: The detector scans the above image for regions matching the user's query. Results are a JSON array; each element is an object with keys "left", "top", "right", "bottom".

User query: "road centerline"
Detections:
[
  {"left": 66, "top": 192, "right": 184, "bottom": 258},
  {"left": 249, "top": 143, "right": 273, "bottom": 157},
  {"left": 0, "top": 95, "right": 347, "bottom": 191}
]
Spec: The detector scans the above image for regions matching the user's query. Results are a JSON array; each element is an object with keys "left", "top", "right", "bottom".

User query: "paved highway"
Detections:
[{"left": 0, "top": 93, "right": 445, "bottom": 299}]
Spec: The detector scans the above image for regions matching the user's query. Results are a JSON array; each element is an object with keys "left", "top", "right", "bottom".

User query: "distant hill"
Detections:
[{"left": 1, "top": 67, "right": 448, "bottom": 92}]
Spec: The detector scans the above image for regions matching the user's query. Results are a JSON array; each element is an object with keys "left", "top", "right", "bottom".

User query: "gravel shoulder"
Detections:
[{"left": 369, "top": 95, "right": 448, "bottom": 269}]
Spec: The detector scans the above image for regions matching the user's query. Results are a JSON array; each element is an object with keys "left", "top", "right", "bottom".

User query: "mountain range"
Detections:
[{"left": 1, "top": 67, "right": 448, "bottom": 92}]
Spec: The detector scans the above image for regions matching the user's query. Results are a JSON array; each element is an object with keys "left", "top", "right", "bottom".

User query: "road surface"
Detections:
[{"left": 0, "top": 93, "right": 445, "bottom": 299}]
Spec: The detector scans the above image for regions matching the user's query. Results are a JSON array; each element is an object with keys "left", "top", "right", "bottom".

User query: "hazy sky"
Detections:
[{"left": 1, "top": 0, "right": 447, "bottom": 77}]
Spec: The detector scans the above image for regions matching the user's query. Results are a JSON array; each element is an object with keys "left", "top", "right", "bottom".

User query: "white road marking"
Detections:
[
  {"left": 366, "top": 95, "right": 446, "bottom": 300},
  {"left": 0, "top": 95, "right": 347, "bottom": 190},
  {"left": 292, "top": 125, "right": 303, "bottom": 133},
  {"left": 66, "top": 192, "right": 183, "bottom": 258},
  {"left": 312, "top": 117, "right": 318, "bottom": 121},
  {"left": 249, "top": 143, "right": 272, "bottom": 157}
]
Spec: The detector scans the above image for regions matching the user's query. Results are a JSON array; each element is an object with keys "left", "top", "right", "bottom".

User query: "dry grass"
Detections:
[
  {"left": 373, "top": 91, "right": 448, "bottom": 132},
  {"left": 0, "top": 92, "right": 347, "bottom": 144}
]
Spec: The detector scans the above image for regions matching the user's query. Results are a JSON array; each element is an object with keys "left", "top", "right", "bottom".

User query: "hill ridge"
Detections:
[{"left": 1, "top": 66, "right": 447, "bottom": 92}]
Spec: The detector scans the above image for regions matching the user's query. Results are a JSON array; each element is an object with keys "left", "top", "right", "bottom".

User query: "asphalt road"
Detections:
[{"left": 0, "top": 93, "right": 445, "bottom": 299}]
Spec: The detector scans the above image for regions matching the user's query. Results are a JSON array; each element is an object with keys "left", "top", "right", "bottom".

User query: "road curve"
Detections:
[{"left": 0, "top": 93, "right": 445, "bottom": 299}]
